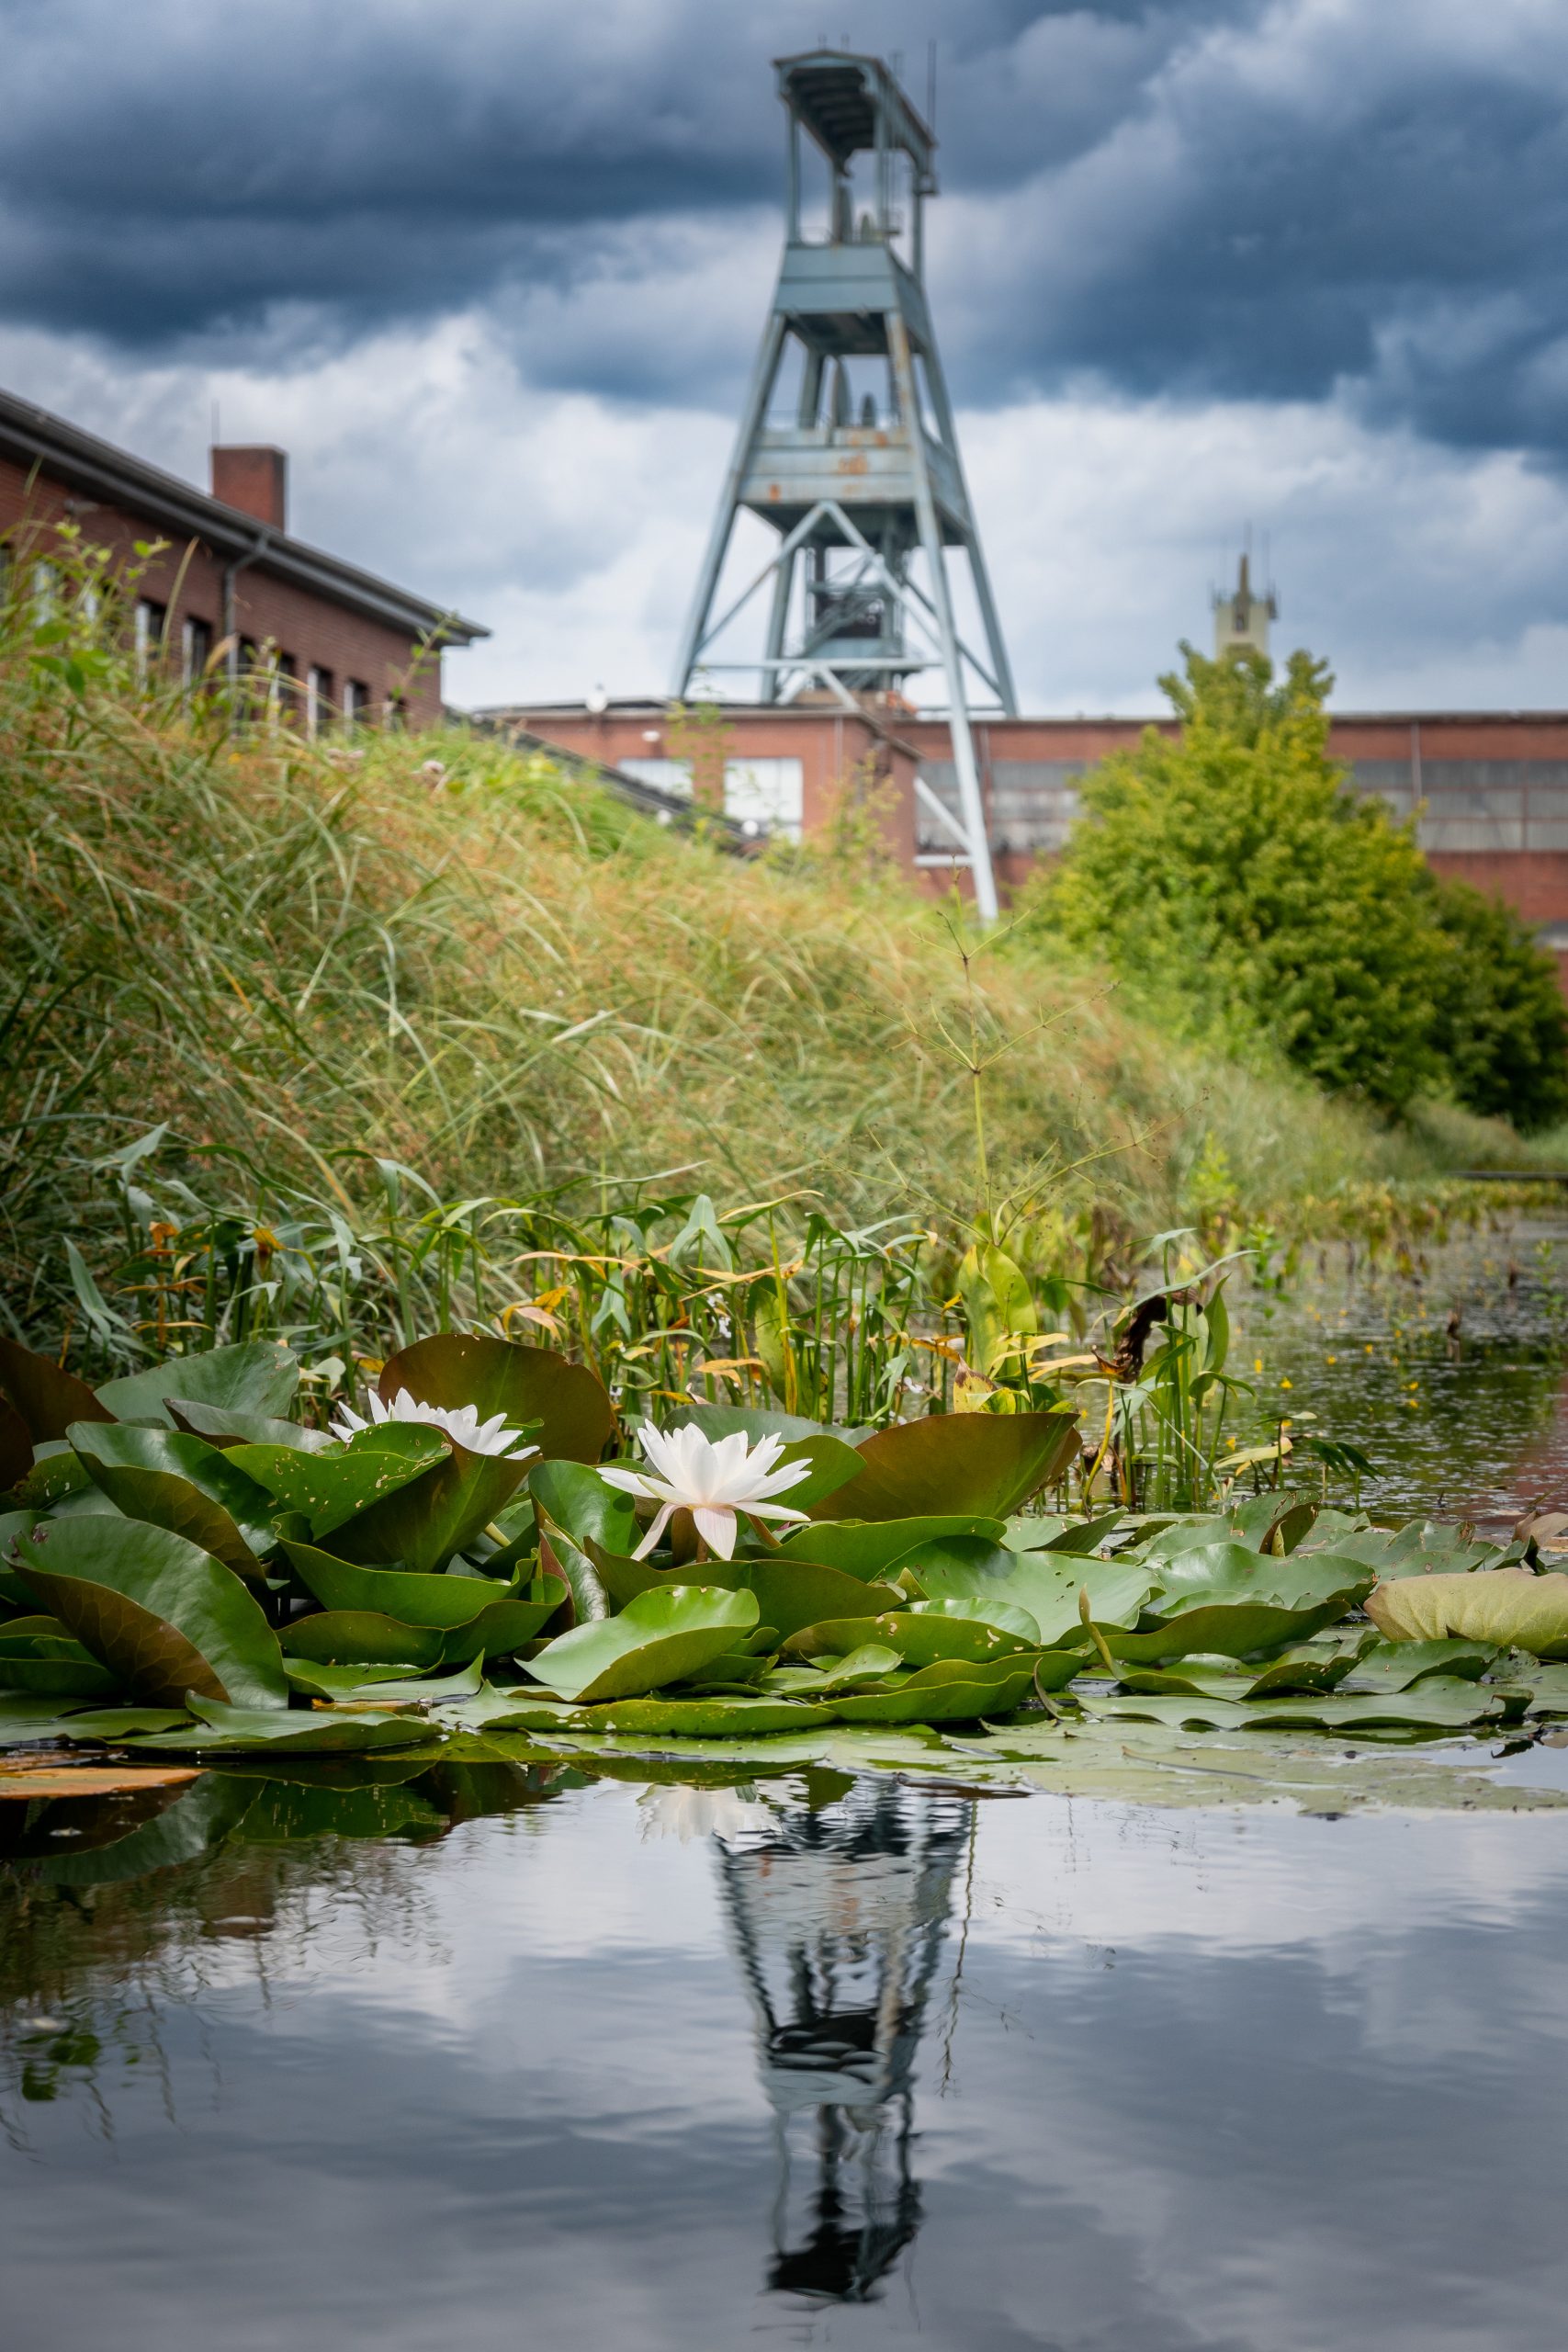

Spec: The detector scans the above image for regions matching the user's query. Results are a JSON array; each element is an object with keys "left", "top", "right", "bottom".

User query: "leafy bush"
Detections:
[
  {"left": 1427, "top": 877, "right": 1568, "bottom": 1134},
  {"left": 1032, "top": 644, "right": 1568, "bottom": 1126}
]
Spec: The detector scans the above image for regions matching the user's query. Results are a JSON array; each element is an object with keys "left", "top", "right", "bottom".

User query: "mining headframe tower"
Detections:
[{"left": 670, "top": 46, "right": 1013, "bottom": 919}]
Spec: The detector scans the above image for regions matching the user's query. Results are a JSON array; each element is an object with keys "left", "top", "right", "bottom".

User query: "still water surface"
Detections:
[{"left": 5, "top": 1762, "right": 1568, "bottom": 2351}]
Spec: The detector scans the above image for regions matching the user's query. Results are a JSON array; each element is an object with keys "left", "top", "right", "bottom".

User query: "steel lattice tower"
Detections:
[{"left": 670, "top": 48, "right": 1014, "bottom": 918}]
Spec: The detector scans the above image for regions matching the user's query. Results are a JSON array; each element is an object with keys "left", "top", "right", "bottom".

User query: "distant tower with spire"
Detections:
[{"left": 1213, "top": 543, "right": 1278, "bottom": 660}]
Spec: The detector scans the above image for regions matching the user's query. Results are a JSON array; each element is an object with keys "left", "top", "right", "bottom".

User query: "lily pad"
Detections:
[
  {"left": 96, "top": 1340, "right": 299, "bottom": 1426},
  {"left": 230, "top": 1423, "right": 449, "bottom": 1542},
  {"left": 332, "top": 1434, "right": 535, "bottom": 1574},
  {"left": 1365, "top": 1569, "right": 1568, "bottom": 1657},
  {"left": 1005, "top": 1510, "right": 1126, "bottom": 1555},
  {"left": 280, "top": 1611, "right": 445, "bottom": 1668},
  {"left": 814, "top": 1409, "right": 1079, "bottom": 1523},
  {"left": 14, "top": 1516, "right": 288, "bottom": 1709},
  {"left": 1084, "top": 1679, "right": 1521, "bottom": 1736},
  {"left": 0, "top": 1620, "right": 119, "bottom": 1694},
  {"left": 784, "top": 1599, "right": 1043, "bottom": 1668},
  {"left": 830, "top": 1654, "right": 1046, "bottom": 1724},
  {"left": 776, "top": 1515, "right": 1006, "bottom": 1577},
  {"left": 282, "top": 1539, "right": 531, "bottom": 1630},
  {"left": 1340, "top": 1638, "right": 1497, "bottom": 1690},
  {"left": 70, "top": 1419, "right": 277, "bottom": 1577},
  {"left": 284, "top": 1656, "right": 487, "bottom": 1704},
  {"left": 126, "top": 1694, "right": 436, "bottom": 1753},
  {"left": 378, "top": 1332, "right": 613, "bottom": 1463},
  {"left": 530, "top": 1459, "right": 640, "bottom": 1556},
  {"left": 903, "top": 1544, "right": 1159, "bottom": 1645},
  {"left": 434, "top": 1683, "right": 589, "bottom": 1732},
  {"left": 766, "top": 1644, "right": 905, "bottom": 1695},
  {"left": 1317, "top": 1522, "right": 1507, "bottom": 1579},
  {"left": 1105, "top": 1545, "right": 1375, "bottom": 1662},
  {"left": 527, "top": 1584, "right": 761, "bottom": 1703},
  {"left": 0, "top": 1336, "right": 111, "bottom": 1442},
  {"left": 166, "top": 1400, "right": 331, "bottom": 1453},
  {"left": 568, "top": 1692, "right": 840, "bottom": 1736},
  {"left": 434, "top": 1584, "right": 570, "bottom": 1664}
]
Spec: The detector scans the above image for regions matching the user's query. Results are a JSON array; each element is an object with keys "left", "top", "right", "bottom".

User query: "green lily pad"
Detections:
[
  {"left": 70, "top": 1419, "right": 277, "bottom": 1577},
  {"left": 1103, "top": 1545, "right": 1375, "bottom": 1662},
  {"left": 570, "top": 1693, "right": 840, "bottom": 1736},
  {"left": 741, "top": 1556, "right": 905, "bottom": 1641},
  {"left": 54, "top": 1706, "right": 198, "bottom": 1741},
  {"left": 530, "top": 1459, "right": 641, "bottom": 1556},
  {"left": 1366, "top": 1569, "right": 1568, "bottom": 1657},
  {"left": 96, "top": 1340, "right": 299, "bottom": 1426},
  {"left": 784, "top": 1598, "right": 1043, "bottom": 1668},
  {"left": 766, "top": 1644, "right": 905, "bottom": 1695},
  {"left": 14, "top": 1515, "right": 288, "bottom": 1709},
  {"left": 0, "top": 1336, "right": 111, "bottom": 1442},
  {"left": 231, "top": 1424, "right": 449, "bottom": 1542},
  {"left": 1005, "top": 1510, "right": 1126, "bottom": 1555},
  {"left": 378, "top": 1332, "right": 613, "bottom": 1464},
  {"left": 333, "top": 1435, "right": 535, "bottom": 1574},
  {"left": 284, "top": 1656, "right": 487, "bottom": 1704},
  {"left": 1317, "top": 1522, "right": 1506, "bottom": 1579},
  {"left": 434, "top": 1683, "right": 589, "bottom": 1732},
  {"left": 581, "top": 1537, "right": 902, "bottom": 1640},
  {"left": 813, "top": 1410, "right": 1079, "bottom": 1523},
  {"left": 527, "top": 1584, "right": 761, "bottom": 1703},
  {"left": 166, "top": 1400, "right": 331, "bottom": 1452},
  {"left": 0, "top": 1619, "right": 119, "bottom": 1694},
  {"left": 281, "top": 1611, "right": 445, "bottom": 1668},
  {"left": 434, "top": 1583, "right": 569, "bottom": 1663},
  {"left": 902, "top": 1544, "right": 1159, "bottom": 1645},
  {"left": 282, "top": 1539, "right": 528, "bottom": 1629},
  {"left": 768, "top": 1435, "right": 868, "bottom": 1512},
  {"left": 776, "top": 1516, "right": 1007, "bottom": 1577},
  {"left": 1340, "top": 1638, "right": 1497, "bottom": 1690},
  {"left": 126, "top": 1694, "right": 437, "bottom": 1753},
  {"left": 830, "top": 1654, "right": 1045, "bottom": 1724},
  {"left": 1084, "top": 1679, "right": 1521, "bottom": 1736},
  {"left": 284, "top": 1658, "right": 431, "bottom": 1697}
]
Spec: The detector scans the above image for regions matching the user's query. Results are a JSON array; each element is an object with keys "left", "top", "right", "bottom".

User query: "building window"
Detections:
[
  {"left": 182, "top": 616, "right": 213, "bottom": 688},
  {"left": 343, "top": 678, "right": 371, "bottom": 728},
  {"left": 133, "top": 597, "right": 167, "bottom": 679},
  {"left": 273, "top": 650, "right": 298, "bottom": 724},
  {"left": 31, "top": 561, "right": 57, "bottom": 622},
  {"left": 306, "top": 665, "right": 333, "bottom": 738},
  {"left": 619, "top": 758, "right": 694, "bottom": 799},
  {"left": 724, "top": 756, "right": 804, "bottom": 840}
]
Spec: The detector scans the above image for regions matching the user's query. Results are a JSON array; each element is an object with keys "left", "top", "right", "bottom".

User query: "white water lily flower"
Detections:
[
  {"left": 330, "top": 1387, "right": 537, "bottom": 1461},
  {"left": 600, "top": 1422, "right": 812, "bottom": 1559}
]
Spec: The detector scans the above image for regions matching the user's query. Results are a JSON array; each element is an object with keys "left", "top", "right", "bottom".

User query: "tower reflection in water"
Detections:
[{"left": 714, "top": 1777, "right": 972, "bottom": 2305}]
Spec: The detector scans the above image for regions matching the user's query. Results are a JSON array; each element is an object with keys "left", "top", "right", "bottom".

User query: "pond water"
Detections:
[
  {"left": 6, "top": 1758, "right": 1568, "bottom": 2351},
  {"left": 1235, "top": 1210, "right": 1568, "bottom": 1530}
]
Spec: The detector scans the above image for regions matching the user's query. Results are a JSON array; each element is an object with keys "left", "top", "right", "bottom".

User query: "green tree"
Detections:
[
  {"left": 1428, "top": 877, "right": 1568, "bottom": 1133},
  {"left": 1034, "top": 645, "right": 1445, "bottom": 1112}
]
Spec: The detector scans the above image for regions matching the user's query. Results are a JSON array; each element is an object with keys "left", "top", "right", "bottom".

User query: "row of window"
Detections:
[{"left": 134, "top": 597, "right": 387, "bottom": 732}]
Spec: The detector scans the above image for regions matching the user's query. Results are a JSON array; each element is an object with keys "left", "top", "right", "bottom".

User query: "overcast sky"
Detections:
[{"left": 6, "top": 0, "right": 1568, "bottom": 713}]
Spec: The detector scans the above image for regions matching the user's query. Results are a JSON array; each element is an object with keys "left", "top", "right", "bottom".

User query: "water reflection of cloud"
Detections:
[{"left": 5, "top": 1777, "right": 1568, "bottom": 2350}]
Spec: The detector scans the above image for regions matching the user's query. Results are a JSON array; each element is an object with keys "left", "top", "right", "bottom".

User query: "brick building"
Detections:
[
  {"left": 490, "top": 696, "right": 1568, "bottom": 989},
  {"left": 0, "top": 388, "right": 486, "bottom": 726}
]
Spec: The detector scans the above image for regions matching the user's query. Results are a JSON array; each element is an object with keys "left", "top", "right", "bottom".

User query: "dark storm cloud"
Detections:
[{"left": 5, "top": 0, "right": 1568, "bottom": 462}]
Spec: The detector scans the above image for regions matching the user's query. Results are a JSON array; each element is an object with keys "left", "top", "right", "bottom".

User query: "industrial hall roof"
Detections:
[{"left": 0, "top": 386, "right": 489, "bottom": 646}]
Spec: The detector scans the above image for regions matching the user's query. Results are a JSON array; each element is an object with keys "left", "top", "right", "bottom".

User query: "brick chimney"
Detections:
[{"left": 210, "top": 445, "right": 288, "bottom": 530}]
